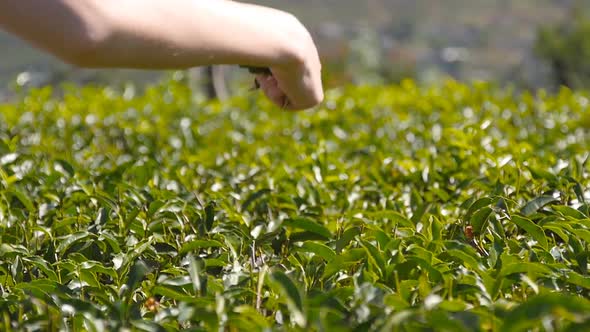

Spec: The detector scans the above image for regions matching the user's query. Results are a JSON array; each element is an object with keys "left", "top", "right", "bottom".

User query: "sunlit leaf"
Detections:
[
  {"left": 502, "top": 293, "right": 590, "bottom": 332},
  {"left": 470, "top": 207, "right": 493, "bottom": 235},
  {"left": 520, "top": 196, "right": 559, "bottom": 216},
  {"left": 125, "top": 260, "right": 150, "bottom": 295},
  {"left": 268, "top": 270, "right": 306, "bottom": 327},
  {"left": 284, "top": 218, "right": 331, "bottom": 239},
  {"left": 180, "top": 239, "right": 224, "bottom": 254},
  {"left": 295, "top": 242, "right": 336, "bottom": 261},
  {"left": 510, "top": 215, "right": 549, "bottom": 250}
]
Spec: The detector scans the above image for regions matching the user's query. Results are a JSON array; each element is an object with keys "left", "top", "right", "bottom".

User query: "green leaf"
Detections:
[
  {"left": 147, "top": 200, "right": 166, "bottom": 217},
  {"left": 15, "top": 279, "right": 61, "bottom": 295},
  {"left": 54, "top": 159, "right": 75, "bottom": 177},
  {"left": 79, "top": 270, "right": 100, "bottom": 288},
  {"left": 241, "top": 188, "right": 271, "bottom": 212},
  {"left": 232, "top": 306, "right": 270, "bottom": 329},
  {"left": 369, "top": 211, "right": 415, "bottom": 229},
  {"left": 92, "top": 191, "right": 118, "bottom": 211},
  {"left": 465, "top": 197, "right": 494, "bottom": 220},
  {"left": 79, "top": 261, "right": 117, "bottom": 279},
  {"left": 290, "top": 231, "right": 329, "bottom": 242},
  {"left": 295, "top": 242, "right": 336, "bottom": 261},
  {"left": 152, "top": 285, "right": 199, "bottom": 302},
  {"left": 383, "top": 294, "right": 410, "bottom": 310},
  {"left": 501, "top": 293, "right": 590, "bottom": 332},
  {"left": 268, "top": 270, "right": 306, "bottom": 327},
  {"left": 125, "top": 260, "right": 150, "bottom": 295},
  {"left": 204, "top": 201, "right": 216, "bottom": 232},
  {"left": 444, "top": 249, "right": 482, "bottom": 271},
  {"left": 563, "top": 271, "right": 590, "bottom": 290},
  {"left": 405, "top": 256, "right": 444, "bottom": 283},
  {"left": 426, "top": 310, "right": 469, "bottom": 332},
  {"left": 188, "top": 255, "right": 204, "bottom": 295},
  {"left": 130, "top": 320, "right": 167, "bottom": 332},
  {"left": 543, "top": 225, "right": 569, "bottom": 243},
  {"left": 336, "top": 227, "right": 362, "bottom": 252},
  {"left": 322, "top": 248, "right": 366, "bottom": 280},
  {"left": 6, "top": 188, "right": 35, "bottom": 212},
  {"left": 572, "top": 228, "right": 590, "bottom": 244},
  {"left": 180, "top": 239, "right": 224, "bottom": 254},
  {"left": 552, "top": 205, "right": 588, "bottom": 219},
  {"left": 284, "top": 218, "right": 331, "bottom": 239},
  {"left": 510, "top": 215, "right": 549, "bottom": 250},
  {"left": 0, "top": 243, "right": 29, "bottom": 257},
  {"left": 23, "top": 257, "right": 58, "bottom": 281},
  {"left": 470, "top": 207, "right": 493, "bottom": 235},
  {"left": 527, "top": 166, "right": 558, "bottom": 183},
  {"left": 520, "top": 195, "right": 559, "bottom": 216},
  {"left": 360, "top": 239, "right": 386, "bottom": 278},
  {"left": 56, "top": 232, "right": 94, "bottom": 254},
  {"left": 498, "top": 262, "right": 553, "bottom": 278}
]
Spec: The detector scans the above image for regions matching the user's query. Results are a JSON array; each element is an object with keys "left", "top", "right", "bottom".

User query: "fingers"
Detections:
[
  {"left": 247, "top": 17, "right": 324, "bottom": 111},
  {"left": 255, "top": 74, "right": 314, "bottom": 111},
  {"left": 266, "top": 24, "right": 324, "bottom": 110},
  {"left": 269, "top": 65, "right": 323, "bottom": 111},
  {"left": 256, "top": 74, "right": 291, "bottom": 110}
]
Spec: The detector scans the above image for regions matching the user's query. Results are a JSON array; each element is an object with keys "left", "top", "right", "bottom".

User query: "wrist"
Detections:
[{"left": 271, "top": 14, "right": 311, "bottom": 68}]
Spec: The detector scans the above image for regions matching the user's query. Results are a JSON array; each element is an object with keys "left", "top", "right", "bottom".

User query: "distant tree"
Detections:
[{"left": 534, "top": 13, "right": 590, "bottom": 89}]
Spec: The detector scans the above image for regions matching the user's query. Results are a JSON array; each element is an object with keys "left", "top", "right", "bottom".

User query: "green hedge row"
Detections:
[{"left": 0, "top": 78, "right": 589, "bottom": 331}]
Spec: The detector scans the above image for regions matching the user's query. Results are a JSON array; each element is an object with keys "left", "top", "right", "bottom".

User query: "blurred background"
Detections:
[{"left": 1, "top": 0, "right": 590, "bottom": 101}]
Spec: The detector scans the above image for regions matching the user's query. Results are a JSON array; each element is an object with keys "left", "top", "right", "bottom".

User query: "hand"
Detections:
[
  {"left": 254, "top": 16, "right": 324, "bottom": 111},
  {"left": 256, "top": 74, "right": 288, "bottom": 108}
]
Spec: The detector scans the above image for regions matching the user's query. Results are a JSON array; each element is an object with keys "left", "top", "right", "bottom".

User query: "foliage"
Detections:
[
  {"left": 0, "top": 77, "right": 589, "bottom": 331},
  {"left": 535, "top": 12, "right": 590, "bottom": 89},
  {"left": 326, "top": 26, "right": 416, "bottom": 87}
]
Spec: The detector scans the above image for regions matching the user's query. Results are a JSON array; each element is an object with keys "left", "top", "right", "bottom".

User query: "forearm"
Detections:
[
  {"left": 86, "top": 0, "right": 309, "bottom": 69},
  {"left": 0, "top": 0, "right": 304, "bottom": 69},
  {"left": 0, "top": 0, "right": 110, "bottom": 64}
]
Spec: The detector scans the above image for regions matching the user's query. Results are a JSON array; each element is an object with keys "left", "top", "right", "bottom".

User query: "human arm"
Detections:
[{"left": 0, "top": 0, "right": 323, "bottom": 110}]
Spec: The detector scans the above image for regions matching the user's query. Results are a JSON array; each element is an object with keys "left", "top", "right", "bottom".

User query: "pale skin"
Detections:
[{"left": 0, "top": 0, "right": 324, "bottom": 110}]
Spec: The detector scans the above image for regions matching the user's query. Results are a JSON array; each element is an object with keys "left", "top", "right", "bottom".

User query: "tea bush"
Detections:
[
  {"left": 0, "top": 77, "right": 589, "bottom": 331},
  {"left": 535, "top": 13, "right": 590, "bottom": 89}
]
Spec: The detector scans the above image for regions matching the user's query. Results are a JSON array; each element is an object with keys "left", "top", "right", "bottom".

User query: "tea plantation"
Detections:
[{"left": 0, "top": 78, "right": 589, "bottom": 331}]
